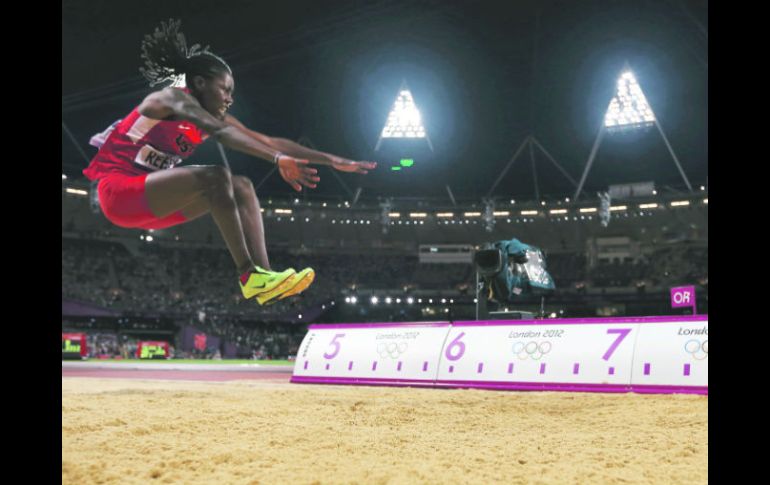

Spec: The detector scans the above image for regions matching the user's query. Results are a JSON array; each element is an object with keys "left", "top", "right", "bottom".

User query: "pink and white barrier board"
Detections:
[{"left": 290, "top": 315, "right": 707, "bottom": 395}]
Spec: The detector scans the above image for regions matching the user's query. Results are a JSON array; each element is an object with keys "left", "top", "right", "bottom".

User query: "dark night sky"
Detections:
[{"left": 62, "top": 0, "right": 707, "bottom": 201}]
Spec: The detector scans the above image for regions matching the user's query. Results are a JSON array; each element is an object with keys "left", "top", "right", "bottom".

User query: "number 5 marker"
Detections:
[{"left": 323, "top": 334, "right": 345, "bottom": 359}]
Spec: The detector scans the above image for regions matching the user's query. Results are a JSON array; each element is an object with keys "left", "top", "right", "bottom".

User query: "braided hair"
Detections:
[{"left": 139, "top": 19, "right": 232, "bottom": 87}]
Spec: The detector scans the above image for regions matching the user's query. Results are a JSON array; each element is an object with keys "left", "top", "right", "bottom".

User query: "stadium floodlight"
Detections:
[
  {"left": 388, "top": 212, "right": 401, "bottom": 218},
  {"left": 380, "top": 90, "right": 425, "bottom": 138},
  {"left": 409, "top": 212, "right": 427, "bottom": 218},
  {"left": 275, "top": 208, "right": 292, "bottom": 214},
  {"left": 407, "top": 297, "right": 414, "bottom": 304},
  {"left": 493, "top": 211, "right": 510, "bottom": 217},
  {"left": 604, "top": 70, "right": 656, "bottom": 130},
  {"left": 609, "top": 205, "right": 628, "bottom": 211},
  {"left": 671, "top": 201, "right": 690, "bottom": 207},
  {"left": 375, "top": 81, "right": 433, "bottom": 151},
  {"left": 350, "top": 296, "right": 357, "bottom": 304},
  {"left": 703, "top": 198, "right": 708, "bottom": 204},
  {"left": 464, "top": 212, "right": 482, "bottom": 217},
  {"left": 62, "top": 174, "right": 67, "bottom": 180},
  {"left": 639, "top": 203, "right": 658, "bottom": 209},
  {"left": 437, "top": 212, "right": 454, "bottom": 218},
  {"left": 521, "top": 210, "right": 538, "bottom": 216},
  {"left": 579, "top": 207, "right": 597, "bottom": 213},
  {"left": 65, "top": 188, "right": 88, "bottom": 196},
  {"left": 371, "top": 296, "right": 379, "bottom": 304},
  {"left": 574, "top": 64, "right": 694, "bottom": 200},
  {"left": 549, "top": 209, "right": 568, "bottom": 215}
]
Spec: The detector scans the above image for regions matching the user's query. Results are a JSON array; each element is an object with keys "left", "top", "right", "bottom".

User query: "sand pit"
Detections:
[{"left": 62, "top": 377, "right": 707, "bottom": 484}]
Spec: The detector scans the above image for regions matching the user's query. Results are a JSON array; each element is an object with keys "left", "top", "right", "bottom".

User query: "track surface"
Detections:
[{"left": 61, "top": 361, "right": 293, "bottom": 382}]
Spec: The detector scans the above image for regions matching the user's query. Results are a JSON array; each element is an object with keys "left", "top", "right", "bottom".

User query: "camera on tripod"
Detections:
[{"left": 473, "top": 238, "right": 556, "bottom": 320}]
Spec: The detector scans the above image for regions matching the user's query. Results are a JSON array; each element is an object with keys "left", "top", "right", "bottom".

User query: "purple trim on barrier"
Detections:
[
  {"left": 644, "top": 363, "right": 651, "bottom": 375},
  {"left": 308, "top": 321, "right": 449, "bottom": 329},
  {"left": 477, "top": 363, "right": 484, "bottom": 373},
  {"left": 422, "top": 361, "right": 428, "bottom": 372},
  {"left": 573, "top": 363, "right": 580, "bottom": 374},
  {"left": 539, "top": 363, "right": 546, "bottom": 374},
  {"left": 629, "top": 385, "right": 707, "bottom": 395},
  {"left": 608, "top": 367, "right": 615, "bottom": 375},
  {"left": 508, "top": 363, "right": 514, "bottom": 374},
  {"left": 372, "top": 361, "right": 377, "bottom": 371},
  {"left": 348, "top": 361, "right": 353, "bottom": 371},
  {"left": 303, "top": 361, "right": 308, "bottom": 370},
  {"left": 684, "top": 364, "right": 691, "bottom": 376},
  {"left": 452, "top": 314, "right": 708, "bottom": 327},
  {"left": 290, "top": 376, "right": 436, "bottom": 387},
  {"left": 397, "top": 361, "right": 403, "bottom": 371},
  {"left": 291, "top": 376, "right": 707, "bottom": 395},
  {"left": 434, "top": 380, "right": 708, "bottom": 395}
]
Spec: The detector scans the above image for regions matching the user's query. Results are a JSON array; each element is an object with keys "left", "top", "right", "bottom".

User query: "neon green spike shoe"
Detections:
[
  {"left": 258, "top": 267, "right": 315, "bottom": 306},
  {"left": 239, "top": 266, "right": 296, "bottom": 300}
]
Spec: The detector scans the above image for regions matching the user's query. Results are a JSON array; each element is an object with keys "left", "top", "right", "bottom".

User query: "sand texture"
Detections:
[{"left": 62, "top": 378, "right": 707, "bottom": 485}]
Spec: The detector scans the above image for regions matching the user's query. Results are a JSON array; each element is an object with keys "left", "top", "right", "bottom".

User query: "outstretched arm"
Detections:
[
  {"left": 138, "top": 88, "right": 319, "bottom": 191},
  {"left": 139, "top": 88, "right": 282, "bottom": 163},
  {"left": 224, "top": 114, "right": 377, "bottom": 174}
]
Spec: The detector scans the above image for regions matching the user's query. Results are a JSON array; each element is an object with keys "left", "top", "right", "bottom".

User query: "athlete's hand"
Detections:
[
  {"left": 329, "top": 156, "right": 377, "bottom": 174},
  {"left": 278, "top": 156, "right": 320, "bottom": 192}
]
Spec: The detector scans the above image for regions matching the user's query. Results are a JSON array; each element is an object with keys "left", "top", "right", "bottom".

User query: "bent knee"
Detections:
[
  {"left": 233, "top": 176, "right": 260, "bottom": 204},
  {"left": 233, "top": 175, "right": 255, "bottom": 194},
  {"left": 197, "top": 165, "right": 232, "bottom": 190}
]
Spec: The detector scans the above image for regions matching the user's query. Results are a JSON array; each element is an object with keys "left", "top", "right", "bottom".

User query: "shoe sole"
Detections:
[
  {"left": 261, "top": 270, "right": 315, "bottom": 306},
  {"left": 241, "top": 271, "right": 295, "bottom": 300},
  {"left": 253, "top": 273, "right": 302, "bottom": 304}
]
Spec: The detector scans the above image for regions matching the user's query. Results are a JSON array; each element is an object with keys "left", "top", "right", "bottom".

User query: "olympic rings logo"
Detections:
[
  {"left": 684, "top": 339, "right": 708, "bottom": 360},
  {"left": 511, "top": 341, "right": 552, "bottom": 360},
  {"left": 377, "top": 341, "right": 408, "bottom": 359}
]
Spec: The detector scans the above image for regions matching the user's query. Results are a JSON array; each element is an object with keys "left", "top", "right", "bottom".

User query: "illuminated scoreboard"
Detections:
[
  {"left": 136, "top": 341, "right": 170, "bottom": 359},
  {"left": 62, "top": 333, "right": 87, "bottom": 360}
]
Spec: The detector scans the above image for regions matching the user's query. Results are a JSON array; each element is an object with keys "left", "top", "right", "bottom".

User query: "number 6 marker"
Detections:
[{"left": 445, "top": 332, "right": 466, "bottom": 361}]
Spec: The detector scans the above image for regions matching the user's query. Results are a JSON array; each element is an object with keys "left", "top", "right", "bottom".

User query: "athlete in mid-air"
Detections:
[{"left": 83, "top": 19, "right": 377, "bottom": 305}]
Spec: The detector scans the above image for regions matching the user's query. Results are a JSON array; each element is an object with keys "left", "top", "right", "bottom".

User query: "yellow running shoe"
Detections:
[
  {"left": 258, "top": 267, "right": 315, "bottom": 306},
  {"left": 239, "top": 266, "right": 296, "bottom": 300}
]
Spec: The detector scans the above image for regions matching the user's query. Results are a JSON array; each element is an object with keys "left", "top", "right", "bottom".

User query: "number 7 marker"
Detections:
[{"left": 602, "top": 328, "right": 632, "bottom": 361}]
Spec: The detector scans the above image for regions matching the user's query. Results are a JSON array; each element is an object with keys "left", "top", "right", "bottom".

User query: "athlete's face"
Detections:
[{"left": 193, "top": 73, "right": 234, "bottom": 120}]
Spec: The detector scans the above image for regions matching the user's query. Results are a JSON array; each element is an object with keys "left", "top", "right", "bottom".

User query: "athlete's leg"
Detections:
[
  {"left": 144, "top": 165, "right": 253, "bottom": 274},
  {"left": 232, "top": 176, "right": 271, "bottom": 270},
  {"left": 172, "top": 176, "right": 271, "bottom": 270}
]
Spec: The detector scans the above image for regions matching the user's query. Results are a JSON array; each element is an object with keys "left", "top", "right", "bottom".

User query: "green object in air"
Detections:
[{"left": 400, "top": 159, "right": 414, "bottom": 167}]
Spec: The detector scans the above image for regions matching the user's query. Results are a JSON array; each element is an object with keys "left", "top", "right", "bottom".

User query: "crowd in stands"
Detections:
[
  {"left": 63, "top": 237, "right": 707, "bottom": 357},
  {"left": 63, "top": 237, "right": 708, "bottom": 315}
]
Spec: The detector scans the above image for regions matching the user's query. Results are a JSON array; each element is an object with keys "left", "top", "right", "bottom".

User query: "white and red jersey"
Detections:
[{"left": 83, "top": 88, "right": 209, "bottom": 181}]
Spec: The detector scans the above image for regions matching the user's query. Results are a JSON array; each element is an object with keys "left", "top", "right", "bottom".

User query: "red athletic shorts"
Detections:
[{"left": 97, "top": 173, "right": 188, "bottom": 230}]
